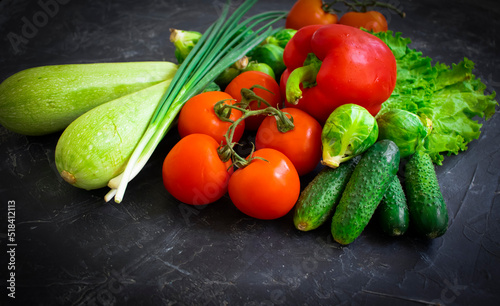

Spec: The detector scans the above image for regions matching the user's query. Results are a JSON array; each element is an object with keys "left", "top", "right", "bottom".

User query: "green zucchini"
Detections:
[
  {"left": 55, "top": 79, "right": 173, "bottom": 190},
  {"left": 404, "top": 150, "right": 449, "bottom": 239},
  {"left": 375, "top": 175, "right": 409, "bottom": 236},
  {"left": 293, "top": 157, "right": 359, "bottom": 231},
  {"left": 331, "top": 139, "right": 400, "bottom": 245},
  {"left": 0, "top": 62, "right": 177, "bottom": 135}
]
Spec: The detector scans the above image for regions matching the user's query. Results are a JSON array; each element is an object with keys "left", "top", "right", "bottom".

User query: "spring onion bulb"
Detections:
[{"left": 106, "top": 0, "right": 287, "bottom": 203}]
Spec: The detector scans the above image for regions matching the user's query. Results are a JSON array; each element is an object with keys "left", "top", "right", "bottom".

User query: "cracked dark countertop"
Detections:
[{"left": 1, "top": 0, "right": 499, "bottom": 305}]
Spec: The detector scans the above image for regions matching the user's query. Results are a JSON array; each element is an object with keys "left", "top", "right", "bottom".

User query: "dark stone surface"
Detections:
[{"left": 1, "top": 0, "right": 499, "bottom": 305}]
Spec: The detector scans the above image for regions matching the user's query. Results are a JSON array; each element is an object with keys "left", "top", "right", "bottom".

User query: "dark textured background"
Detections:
[{"left": 1, "top": 0, "right": 499, "bottom": 305}]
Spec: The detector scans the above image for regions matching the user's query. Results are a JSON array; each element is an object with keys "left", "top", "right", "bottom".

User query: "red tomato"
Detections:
[
  {"left": 225, "top": 71, "right": 282, "bottom": 131},
  {"left": 286, "top": 0, "right": 338, "bottom": 30},
  {"left": 255, "top": 108, "right": 322, "bottom": 176},
  {"left": 339, "top": 11, "right": 388, "bottom": 32},
  {"left": 177, "top": 91, "right": 244, "bottom": 145},
  {"left": 228, "top": 148, "right": 300, "bottom": 220},
  {"left": 162, "top": 134, "right": 233, "bottom": 205}
]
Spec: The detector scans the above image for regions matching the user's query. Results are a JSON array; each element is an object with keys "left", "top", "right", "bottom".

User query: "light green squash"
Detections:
[
  {"left": 0, "top": 61, "right": 177, "bottom": 135},
  {"left": 55, "top": 79, "right": 173, "bottom": 190}
]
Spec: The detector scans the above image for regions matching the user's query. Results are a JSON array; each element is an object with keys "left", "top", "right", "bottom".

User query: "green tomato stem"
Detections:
[
  {"left": 215, "top": 89, "right": 294, "bottom": 169},
  {"left": 214, "top": 98, "right": 237, "bottom": 123}
]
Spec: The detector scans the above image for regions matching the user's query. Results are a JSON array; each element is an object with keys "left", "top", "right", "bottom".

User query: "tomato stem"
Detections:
[
  {"left": 321, "top": 2, "right": 341, "bottom": 14},
  {"left": 215, "top": 88, "right": 295, "bottom": 168},
  {"left": 214, "top": 98, "right": 237, "bottom": 123}
]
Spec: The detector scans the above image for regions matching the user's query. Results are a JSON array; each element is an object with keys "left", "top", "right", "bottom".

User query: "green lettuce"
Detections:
[{"left": 372, "top": 30, "right": 498, "bottom": 165}]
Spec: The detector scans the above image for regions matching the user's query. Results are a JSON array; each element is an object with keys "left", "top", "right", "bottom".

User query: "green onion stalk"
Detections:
[{"left": 106, "top": 0, "right": 287, "bottom": 203}]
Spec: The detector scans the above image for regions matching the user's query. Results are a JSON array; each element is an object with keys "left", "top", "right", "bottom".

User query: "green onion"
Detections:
[{"left": 106, "top": 0, "right": 287, "bottom": 203}]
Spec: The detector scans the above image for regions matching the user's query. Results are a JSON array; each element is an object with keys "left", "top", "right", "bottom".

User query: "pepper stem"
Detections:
[{"left": 285, "top": 53, "right": 322, "bottom": 105}]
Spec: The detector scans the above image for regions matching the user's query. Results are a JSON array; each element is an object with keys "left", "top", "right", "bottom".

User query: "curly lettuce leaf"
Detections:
[{"left": 373, "top": 30, "right": 498, "bottom": 165}]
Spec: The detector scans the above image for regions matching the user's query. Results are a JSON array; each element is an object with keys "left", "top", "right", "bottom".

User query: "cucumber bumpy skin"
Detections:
[
  {"left": 375, "top": 175, "right": 409, "bottom": 236},
  {"left": 404, "top": 150, "right": 449, "bottom": 239},
  {"left": 293, "top": 157, "right": 359, "bottom": 231},
  {"left": 331, "top": 139, "right": 400, "bottom": 245}
]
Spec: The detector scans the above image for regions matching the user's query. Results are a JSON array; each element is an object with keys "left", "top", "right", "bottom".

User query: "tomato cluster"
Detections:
[
  {"left": 162, "top": 71, "right": 322, "bottom": 220},
  {"left": 285, "top": 0, "right": 405, "bottom": 33},
  {"left": 224, "top": 71, "right": 282, "bottom": 131}
]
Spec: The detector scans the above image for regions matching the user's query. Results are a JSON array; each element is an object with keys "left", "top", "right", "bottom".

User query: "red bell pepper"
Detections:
[{"left": 281, "top": 24, "right": 397, "bottom": 124}]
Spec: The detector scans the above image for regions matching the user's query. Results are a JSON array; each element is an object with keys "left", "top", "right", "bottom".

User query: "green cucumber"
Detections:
[
  {"left": 404, "top": 150, "right": 449, "bottom": 239},
  {"left": 331, "top": 139, "right": 400, "bottom": 245},
  {"left": 375, "top": 175, "right": 409, "bottom": 236},
  {"left": 293, "top": 157, "right": 359, "bottom": 231},
  {"left": 55, "top": 79, "right": 173, "bottom": 190},
  {"left": 0, "top": 62, "right": 177, "bottom": 135}
]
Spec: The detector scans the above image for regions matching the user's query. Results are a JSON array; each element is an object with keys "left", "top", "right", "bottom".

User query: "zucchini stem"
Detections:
[{"left": 60, "top": 170, "right": 76, "bottom": 185}]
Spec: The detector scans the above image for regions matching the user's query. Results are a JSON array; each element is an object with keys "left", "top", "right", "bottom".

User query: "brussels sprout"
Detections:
[
  {"left": 263, "top": 28, "right": 297, "bottom": 48},
  {"left": 247, "top": 44, "right": 286, "bottom": 80},
  {"left": 376, "top": 109, "right": 431, "bottom": 158},
  {"left": 321, "top": 104, "right": 379, "bottom": 168}
]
